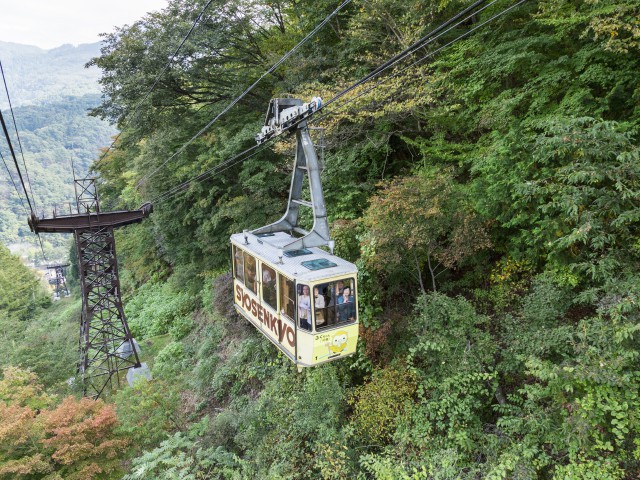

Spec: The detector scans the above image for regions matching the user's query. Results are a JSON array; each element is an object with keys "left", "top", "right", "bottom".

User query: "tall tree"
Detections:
[{"left": 362, "top": 170, "right": 489, "bottom": 293}]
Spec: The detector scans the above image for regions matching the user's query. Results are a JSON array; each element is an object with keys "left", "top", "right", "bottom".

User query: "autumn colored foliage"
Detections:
[
  {"left": 362, "top": 172, "right": 490, "bottom": 293},
  {"left": 0, "top": 367, "right": 128, "bottom": 479}
]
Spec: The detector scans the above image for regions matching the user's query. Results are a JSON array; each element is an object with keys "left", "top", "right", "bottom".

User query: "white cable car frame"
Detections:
[{"left": 231, "top": 231, "right": 358, "bottom": 368}]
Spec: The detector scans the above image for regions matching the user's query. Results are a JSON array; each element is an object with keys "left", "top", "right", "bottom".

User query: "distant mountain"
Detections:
[
  {"left": 0, "top": 42, "right": 116, "bottom": 263},
  {"left": 0, "top": 41, "right": 103, "bottom": 107}
]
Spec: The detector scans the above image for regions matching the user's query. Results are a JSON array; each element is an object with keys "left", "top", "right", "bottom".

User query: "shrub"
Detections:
[
  {"left": 125, "top": 282, "right": 196, "bottom": 339},
  {"left": 114, "top": 378, "right": 183, "bottom": 449},
  {"left": 349, "top": 366, "right": 416, "bottom": 445}
]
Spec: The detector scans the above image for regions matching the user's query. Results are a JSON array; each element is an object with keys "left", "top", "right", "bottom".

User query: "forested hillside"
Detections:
[
  {"left": 2, "top": 0, "right": 639, "bottom": 478},
  {"left": 0, "top": 41, "right": 116, "bottom": 261},
  {"left": 0, "top": 245, "right": 131, "bottom": 478}
]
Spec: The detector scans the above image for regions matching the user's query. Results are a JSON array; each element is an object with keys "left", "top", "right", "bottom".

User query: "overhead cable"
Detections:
[
  {"left": 148, "top": 0, "right": 526, "bottom": 207},
  {"left": 0, "top": 150, "right": 30, "bottom": 216},
  {"left": 0, "top": 63, "right": 48, "bottom": 263},
  {"left": 135, "top": 0, "right": 354, "bottom": 189},
  {"left": 0, "top": 60, "right": 37, "bottom": 208},
  {"left": 0, "top": 109, "right": 35, "bottom": 215},
  {"left": 323, "top": 0, "right": 490, "bottom": 110},
  {"left": 314, "top": 0, "right": 524, "bottom": 123},
  {"left": 0, "top": 148, "right": 48, "bottom": 262},
  {"left": 36, "top": 233, "right": 48, "bottom": 263},
  {"left": 150, "top": 142, "right": 267, "bottom": 204},
  {"left": 321, "top": 0, "right": 500, "bottom": 111}
]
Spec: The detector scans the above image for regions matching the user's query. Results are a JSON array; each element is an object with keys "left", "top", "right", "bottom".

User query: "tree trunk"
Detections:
[
  {"left": 427, "top": 253, "right": 437, "bottom": 291},
  {"left": 413, "top": 250, "right": 426, "bottom": 294}
]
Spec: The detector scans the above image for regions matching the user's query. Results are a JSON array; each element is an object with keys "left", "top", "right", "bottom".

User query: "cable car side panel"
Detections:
[
  {"left": 233, "top": 279, "right": 297, "bottom": 362},
  {"left": 309, "top": 323, "right": 358, "bottom": 365}
]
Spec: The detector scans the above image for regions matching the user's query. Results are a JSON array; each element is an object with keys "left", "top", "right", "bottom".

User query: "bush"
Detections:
[
  {"left": 349, "top": 366, "right": 416, "bottom": 445},
  {"left": 125, "top": 282, "right": 196, "bottom": 339},
  {"left": 169, "top": 315, "right": 194, "bottom": 340},
  {"left": 403, "top": 293, "right": 497, "bottom": 454},
  {"left": 234, "top": 365, "right": 348, "bottom": 478},
  {"left": 114, "top": 378, "right": 184, "bottom": 449},
  {"left": 153, "top": 342, "right": 186, "bottom": 379}
]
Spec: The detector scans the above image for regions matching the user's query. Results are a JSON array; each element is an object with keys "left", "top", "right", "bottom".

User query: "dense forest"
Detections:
[{"left": 1, "top": 0, "right": 639, "bottom": 478}]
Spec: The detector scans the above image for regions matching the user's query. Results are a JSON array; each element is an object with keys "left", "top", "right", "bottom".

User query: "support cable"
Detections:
[
  {"left": 135, "top": 0, "right": 354, "bottom": 189},
  {"left": 0, "top": 64, "right": 48, "bottom": 263},
  {"left": 0, "top": 145, "right": 48, "bottom": 263},
  {"left": 313, "top": 0, "right": 525, "bottom": 124},
  {"left": 0, "top": 151, "right": 48, "bottom": 264},
  {"left": 322, "top": 0, "right": 491, "bottom": 110},
  {"left": 0, "top": 150, "right": 30, "bottom": 216},
  {"left": 99, "top": 0, "right": 216, "bottom": 164},
  {"left": 0, "top": 60, "right": 37, "bottom": 209},
  {"left": 150, "top": 142, "right": 267, "bottom": 204},
  {"left": 36, "top": 233, "right": 48, "bottom": 263},
  {"left": 319, "top": 0, "right": 501, "bottom": 113},
  {"left": 152, "top": 146, "right": 266, "bottom": 205},
  {"left": 0, "top": 109, "right": 35, "bottom": 215},
  {"left": 148, "top": 1, "right": 525, "bottom": 206}
]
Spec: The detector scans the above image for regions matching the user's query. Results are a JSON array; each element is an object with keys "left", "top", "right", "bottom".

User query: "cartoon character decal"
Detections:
[
  {"left": 313, "top": 329, "right": 355, "bottom": 362},
  {"left": 328, "top": 331, "right": 348, "bottom": 354}
]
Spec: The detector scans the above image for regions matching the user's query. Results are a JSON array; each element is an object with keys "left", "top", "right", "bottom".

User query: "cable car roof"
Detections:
[{"left": 231, "top": 231, "right": 357, "bottom": 283}]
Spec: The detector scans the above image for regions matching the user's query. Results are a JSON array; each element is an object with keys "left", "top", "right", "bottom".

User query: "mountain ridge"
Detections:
[{"left": 0, "top": 41, "right": 103, "bottom": 107}]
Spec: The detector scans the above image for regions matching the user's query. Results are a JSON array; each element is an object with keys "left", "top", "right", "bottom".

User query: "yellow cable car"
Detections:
[
  {"left": 231, "top": 231, "right": 358, "bottom": 368},
  {"left": 232, "top": 97, "right": 358, "bottom": 368}
]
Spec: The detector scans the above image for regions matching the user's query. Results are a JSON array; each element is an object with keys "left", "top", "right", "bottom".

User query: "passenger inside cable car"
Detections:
[
  {"left": 262, "top": 265, "right": 277, "bottom": 308},
  {"left": 313, "top": 287, "right": 325, "bottom": 328},
  {"left": 279, "top": 273, "right": 296, "bottom": 319},
  {"left": 313, "top": 279, "right": 357, "bottom": 328},
  {"left": 338, "top": 286, "right": 356, "bottom": 321},
  {"left": 298, "top": 285, "right": 312, "bottom": 331},
  {"left": 244, "top": 253, "right": 257, "bottom": 293}
]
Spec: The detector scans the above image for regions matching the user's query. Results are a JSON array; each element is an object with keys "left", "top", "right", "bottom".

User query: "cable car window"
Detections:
[
  {"left": 243, "top": 252, "right": 257, "bottom": 294},
  {"left": 283, "top": 249, "right": 313, "bottom": 258},
  {"left": 313, "top": 286, "right": 326, "bottom": 329},
  {"left": 315, "top": 278, "right": 357, "bottom": 330},
  {"left": 233, "top": 246, "right": 244, "bottom": 283},
  {"left": 297, "top": 284, "right": 312, "bottom": 331},
  {"left": 279, "top": 275, "right": 295, "bottom": 320},
  {"left": 301, "top": 258, "right": 338, "bottom": 270},
  {"left": 261, "top": 264, "right": 277, "bottom": 310}
]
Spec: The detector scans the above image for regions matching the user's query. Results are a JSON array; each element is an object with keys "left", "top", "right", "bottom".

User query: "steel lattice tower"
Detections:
[{"left": 30, "top": 178, "right": 152, "bottom": 398}]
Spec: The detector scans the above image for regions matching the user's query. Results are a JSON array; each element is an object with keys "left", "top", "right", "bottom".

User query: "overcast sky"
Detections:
[{"left": 0, "top": 0, "right": 169, "bottom": 49}]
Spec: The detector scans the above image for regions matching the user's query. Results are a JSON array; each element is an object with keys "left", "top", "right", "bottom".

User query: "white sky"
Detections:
[{"left": 0, "top": 0, "right": 169, "bottom": 49}]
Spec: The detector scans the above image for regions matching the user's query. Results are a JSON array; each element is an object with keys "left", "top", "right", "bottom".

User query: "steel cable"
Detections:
[
  {"left": 135, "top": 0, "right": 354, "bottom": 189},
  {"left": 147, "top": 0, "right": 527, "bottom": 207}
]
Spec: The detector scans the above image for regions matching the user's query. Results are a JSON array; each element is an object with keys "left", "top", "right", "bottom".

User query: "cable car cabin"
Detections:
[{"left": 231, "top": 231, "right": 358, "bottom": 369}]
